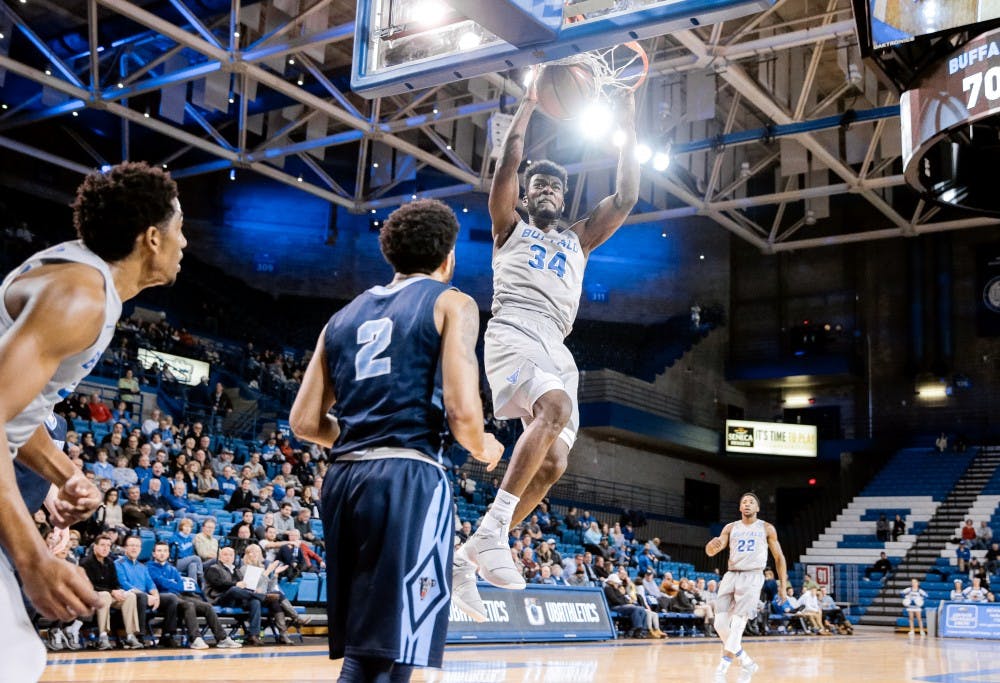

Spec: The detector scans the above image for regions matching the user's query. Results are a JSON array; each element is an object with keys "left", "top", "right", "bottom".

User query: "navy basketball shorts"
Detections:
[{"left": 321, "top": 455, "right": 453, "bottom": 668}]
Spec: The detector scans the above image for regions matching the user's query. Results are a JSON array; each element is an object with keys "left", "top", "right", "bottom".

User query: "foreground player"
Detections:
[
  {"left": 289, "top": 199, "right": 503, "bottom": 683},
  {"left": 0, "top": 162, "right": 186, "bottom": 680},
  {"left": 706, "top": 493, "right": 788, "bottom": 683},
  {"left": 453, "top": 68, "right": 639, "bottom": 616}
]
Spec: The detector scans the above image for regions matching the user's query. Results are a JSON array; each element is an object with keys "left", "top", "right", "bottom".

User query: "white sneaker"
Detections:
[
  {"left": 451, "top": 552, "right": 488, "bottom": 622},
  {"left": 460, "top": 527, "right": 526, "bottom": 589},
  {"left": 216, "top": 637, "right": 243, "bottom": 649},
  {"left": 737, "top": 661, "right": 759, "bottom": 683},
  {"left": 123, "top": 633, "right": 144, "bottom": 650},
  {"left": 713, "top": 669, "right": 728, "bottom": 683},
  {"left": 97, "top": 634, "right": 113, "bottom": 651},
  {"left": 47, "top": 629, "right": 66, "bottom": 651},
  {"left": 189, "top": 637, "right": 209, "bottom": 650}
]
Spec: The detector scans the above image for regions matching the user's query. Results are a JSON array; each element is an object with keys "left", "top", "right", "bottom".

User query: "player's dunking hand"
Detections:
[
  {"left": 470, "top": 433, "right": 504, "bottom": 472},
  {"left": 525, "top": 65, "right": 543, "bottom": 102},
  {"left": 46, "top": 470, "right": 102, "bottom": 527},
  {"left": 23, "top": 554, "right": 100, "bottom": 622}
]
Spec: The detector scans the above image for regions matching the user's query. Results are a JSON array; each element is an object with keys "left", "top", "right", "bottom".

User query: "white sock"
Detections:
[
  {"left": 66, "top": 620, "right": 82, "bottom": 635},
  {"left": 480, "top": 489, "right": 519, "bottom": 533},
  {"left": 717, "top": 656, "right": 733, "bottom": 673},
  {"left": 736, "top": 649, "right": 753, "bottom": 665}
]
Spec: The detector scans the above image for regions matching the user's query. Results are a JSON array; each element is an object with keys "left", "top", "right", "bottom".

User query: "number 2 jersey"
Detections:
[
  {"left": 729, "top": 519, "right": 768, "bottom": 571},
  {"left": 491, "top": 219, "right": 586, "bottom": 338},
  {"left": 323, "top": 276, "right": 452, "bottom": 463}
]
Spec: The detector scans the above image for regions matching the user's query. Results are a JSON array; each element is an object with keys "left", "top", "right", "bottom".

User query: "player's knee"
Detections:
[
  {"left": 535, "top": 390, "right": 572, "bottom": 431},
  {"left": 537, "top": 449, "right": 568, "bottom": 485}
]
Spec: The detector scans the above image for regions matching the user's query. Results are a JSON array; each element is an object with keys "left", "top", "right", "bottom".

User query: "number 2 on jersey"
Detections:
[
  {"left": 527, "top": 244, "right": 567, "bottom": 278},
  {"left": 355, "top": 318, "right": 392, "bottom": 381},
  {"left": 735, "top": 538, "right": 756, "bottom": 553}
]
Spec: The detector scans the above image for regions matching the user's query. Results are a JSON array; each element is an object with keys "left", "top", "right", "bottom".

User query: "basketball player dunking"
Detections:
[
  {"left": 705, "top": 493, "right": 788, "bottom": 683},
  {"left": 0, "top": 162, "right": 186, "bottom": 681},
  {"left": 452, "top": 68, "right": 639, "bottom": 619},
  {"left": 289, "top": 199, "right": 503, "bottom": 682}
]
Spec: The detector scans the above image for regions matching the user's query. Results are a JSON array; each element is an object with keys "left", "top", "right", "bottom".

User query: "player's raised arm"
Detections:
[
  {"left": 705, "top": 522, "right": 732, "bottom": 557},
  {"left": 489, "top": 69, "right": 540, "bottom": 248},
  {"left": 437, "top": 290, "right": 503, "bottom": 470},
  {"left": 289, "top": 326, "right": 340, "bottom": 448},
  {"left": 766, "top": 522, "right": 789, "bottom": 597},
  {"left": 573, "top": 92, "right": 640, "bottom": 254}
]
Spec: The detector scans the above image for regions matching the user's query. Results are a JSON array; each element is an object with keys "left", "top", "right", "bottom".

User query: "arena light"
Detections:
[
  {"left": 611, "top": 129, "right": 626, "bottom": 147},
  {"left": 412, "top": 0, "right": 451, "bottom": 27},
  {"left": 579, "top": 102, "right": 612, "bottom": 140},
  {"left": 229, "top": 169, "right": 236, "bottom": 181},
  {"left": 652, "top": 151, "right": 670, "bottom": 172},
  {"left": 784, "top": 394, "right": 813, "bottom": 407},
  {"left": 458, "top": 31, "right": 481, "bottom": 50},
  {"left": 916, "top": 384, "right": 949, "bottom": 399},
  {"left": 635, "top": 143, "right": 652, "bottom": 165}
]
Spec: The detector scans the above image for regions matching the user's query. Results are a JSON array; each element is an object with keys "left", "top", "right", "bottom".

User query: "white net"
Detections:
[{"left": 545, "top": 43, "right": 647, "bottom": 97}]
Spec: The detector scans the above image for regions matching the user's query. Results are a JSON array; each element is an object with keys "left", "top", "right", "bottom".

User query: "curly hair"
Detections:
[
  {"left": 379, "top": 199, "right": 459, "bottom": 274},
  {"left": 71, "top": 161, "right": 178, "bottom": 262},
  {"left": 521, "top": 159, "right": 568, "bottom": 192}
]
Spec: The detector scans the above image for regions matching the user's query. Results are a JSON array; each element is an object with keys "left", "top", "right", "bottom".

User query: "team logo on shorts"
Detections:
[
  {"left": 524, "top": 598, "right": 545, "bottom": 626},
  {"left": 419, "top": 577, "right": 437, "bottom": 600},
  {"left": 726, "top": 425, "right": 754, "bottom": 449},
  {"left": 506, "top": 367, "right": 521, "bottom": 385}
]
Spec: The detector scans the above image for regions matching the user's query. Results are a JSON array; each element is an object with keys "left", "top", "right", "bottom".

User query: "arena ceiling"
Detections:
[{"left": 1, "top": 0, "right": 998, "bottom": 252}]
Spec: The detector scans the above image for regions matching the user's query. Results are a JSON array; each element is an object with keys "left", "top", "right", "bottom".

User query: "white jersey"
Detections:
[
  {"left": 491, "top": 220, "right": 586, "bottom": 338},
  {"left": 728, "top": 519, "right": 768, "bottom": 571},
  {"left": 0, "top": 240, "right": 122, "bottom": 452}
]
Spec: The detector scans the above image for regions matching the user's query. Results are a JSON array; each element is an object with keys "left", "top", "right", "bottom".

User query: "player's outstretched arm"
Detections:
[
  {"left": 705, "top": 523, "right": 732, "bottom": 557},
  {"left": 437, "top": 290, "right": 503, "bottom": 470},
  {"left": 289, "top": 326, "right": 340, "bottom": 448},
  {"left": 0, "top": 266, "right": 107, "bottom": 621},
  {"left": 573, "top": 92, "right": 640, "bottom": 254},
  {"left": 489, "top": 68, "right": 540, "bottom": 248},
  {"left": 766, "top": 522, "right": 789, "bottom": 597}
]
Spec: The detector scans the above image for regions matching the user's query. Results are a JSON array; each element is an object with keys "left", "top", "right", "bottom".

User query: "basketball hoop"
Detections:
[{"left": 547, "top": 41, "right": 649, "bottom": 96}]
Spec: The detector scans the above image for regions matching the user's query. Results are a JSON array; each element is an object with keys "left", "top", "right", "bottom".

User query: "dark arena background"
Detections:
[{"left": 0, "top": 0, "right": 999, "bottom": 681}]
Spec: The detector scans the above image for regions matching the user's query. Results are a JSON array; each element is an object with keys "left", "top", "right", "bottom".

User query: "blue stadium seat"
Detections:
[
  {"left": 297, "top": 574, "right": 320, "bottom": 604},
  {"left": 318, "top": 573, "right": 327, "bottom": 604}
]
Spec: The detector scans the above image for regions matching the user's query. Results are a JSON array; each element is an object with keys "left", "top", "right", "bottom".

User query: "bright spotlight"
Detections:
[
  {"left": 229, "top": 169, "right": 236, "bottom": 181},
  {"left": 579, "top": 102, "right": 612, "bottom": 140},
  {"left": 635, "top": 143, "right": 652, "bottom": 165},
  {"left": 413, "top": 1, "right": 449, "bottom": 26},
  {"left": 611, "top": 129, "right": 626, "bottom": 148},
  {"left": 652, "top": 151, "right": 670, "bottom": 172},
  {"left": 458, "top": 31, "right": 481, "bottom": 50}
]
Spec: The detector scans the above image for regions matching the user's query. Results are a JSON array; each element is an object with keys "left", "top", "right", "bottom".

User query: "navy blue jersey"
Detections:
[{"left": 325, "top": 276, "right": 452, "bottom": 461}]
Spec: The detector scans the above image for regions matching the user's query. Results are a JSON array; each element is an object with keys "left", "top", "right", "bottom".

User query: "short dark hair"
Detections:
[
  {"left": 72, "top": 161, "right": 178, "bottom": 262},
  {"left": 522, "top": 159, "right": 568, "bottom": 192},
  {"left": 379, "top": 199, "right": 459, "bottom": 274},
  {"left": 154, "top": 541, "right": 170, "bottom": 550},
  {"left": 741, "top": 491, "right": 761, "bottom": 506}
]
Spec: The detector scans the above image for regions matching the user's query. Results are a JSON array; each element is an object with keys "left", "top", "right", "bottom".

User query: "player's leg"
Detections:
[
  {"left": 0, "top": 553, "right": 46, "bottom": 682},
  {"left": 728, "top": 573, "right": 764, "bottom": 683},
  {"left": 510, "top": 428, "right": 570, "bottom": 526}
]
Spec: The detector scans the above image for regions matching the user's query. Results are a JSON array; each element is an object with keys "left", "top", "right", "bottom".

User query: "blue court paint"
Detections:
[{"left": 914, "top": 671, "right": 1000, "bottom": 683}]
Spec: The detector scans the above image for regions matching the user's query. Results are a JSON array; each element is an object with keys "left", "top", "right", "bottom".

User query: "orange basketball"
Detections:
[{"left": 535, "top": 64, "right": 597, "bottom": 121}]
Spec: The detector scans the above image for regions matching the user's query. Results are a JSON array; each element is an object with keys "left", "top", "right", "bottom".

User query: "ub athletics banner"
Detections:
[
  {"left": 446, "top": 585, "right": 616, "bottom": 643},
  {"left": 978, "top": 246, "right": 1000, "bottom": 337},
  {"left": 725, "top": 420, "right": 817, "bottom": 457},
  {"left": 940, "top": 602, "right": 1000, "bottom": 639}
]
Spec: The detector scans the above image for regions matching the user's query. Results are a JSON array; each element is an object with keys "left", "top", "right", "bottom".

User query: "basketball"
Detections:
[{"left": 535, "top": 64, "right": 598, "bottom": 120}]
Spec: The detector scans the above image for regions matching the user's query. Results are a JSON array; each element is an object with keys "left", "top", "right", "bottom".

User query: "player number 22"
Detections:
[
  {"left": 527, "top": 245, "right": 567, "bottom": 278},
  {"left": 736, "top": 539, "right": 756, "bottom": 553},
  {"left": 355, "top": 318, "right": 392, "bottom": 381}
]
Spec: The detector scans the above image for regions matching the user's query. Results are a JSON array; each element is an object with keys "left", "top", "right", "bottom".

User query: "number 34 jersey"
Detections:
[
  {"left": 729, "top": 520, "right": 769, "bottom": 571},
  {"left": 324, "top": 276, "right": 452, "bottom": 462},
  {"left": 492, "top": 220, "right": 586, "bottom": 339}
]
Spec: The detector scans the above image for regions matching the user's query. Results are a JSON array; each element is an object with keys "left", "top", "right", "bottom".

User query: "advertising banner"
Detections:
[
  {"left": 807, "top": 564, "right": 835, "bottom": 597},
  {"left": 446, "top": 585, "right": 615, "bottom": 643},
  {"left": 940, "top": 601, "right": 1000, "bottom": 639},
  {"left": 725, "top": 420, "right": 817, "bottom": 457}
]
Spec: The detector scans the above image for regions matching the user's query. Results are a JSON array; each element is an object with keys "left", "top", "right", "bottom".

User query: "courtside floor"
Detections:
[{"left": 39, "top": 628, "right": 1000, "bottom": 682}]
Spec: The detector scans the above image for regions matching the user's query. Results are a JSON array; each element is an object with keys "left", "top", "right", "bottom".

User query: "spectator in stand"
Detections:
[
  {"left": 892, "top": 514, "right": 906, "bottom": 542},
  {"left": 534, "top": 539, "right": 554, "bottom": 567},
  {"left": 142, "top": 409, "right": 161, "bottom": 439},
  {"left": 969, "top": 558, "right": 990, "bottom": 590},
  {"left": 82, "top": 535, "right": 143, "bottom": 650},
  {"left": 278, "top": 528, "right": 325, "bottom": 577},
  {"left": 798, "top": 587, "right": 830, "bottom": 634},
  {"left": 204, "top": 546, "right": 265, "bottom": 646},
  {"left": 257, "top": 484, "right": 280, "bottom": 514},
  {"left": 89, "top": 393, "right": 114, "bottom": 423},
  {"left": 603, "top": 574, "right": 649, "bottom": 638},
  {"left": 803, "top": 573, "right": 819, "bottom": 592},
  {"left": 583, "top": 521, "right": 603, "bottom": 554},
  {"left": 659, "top": 571, "right": 680, "bottom": 601},
  {"left": 974, "top": 522, "right": 993, "bottom": 550},
  {"left": 164, "top": 482, "right": 191, "bottom": 515},
  {"left": 172, "top": 518, "right": 205, "bottom": 587},
  {"left": 534, "top": 502, "right": 552, "bottom": 533},
  {"left": 116, "top": 536, "right": 178, "bottom": 646},
  {"left": 691, "top": 578, "right": 716, "bottom": 635},
  {"left": 226, "top": 478, "right": 258, "bottom": 512},
  {"left": 818, "top": 587, "right": 852, "bottom": 634},
  {"left": 207, "top": 382, "right": 233, "bottom": 433},
  {"left": 986, "top": 542, "right": 1000, "bottom": 575},
  {"left": 122, "top": 485, "right": 155, "bottom": 529},
  {"left": 579, "top": 510, "right": 594, "bottom": 531},
  {"left": 80, "top": 431, "right": 98, "bottom": 460},
  {"left": 961, "top": 519, "right": 977, "bottom": 546},
  {"left": 112, "top": 401, "right": 133, "bottom": 429},
  {"left": 218, "top": 465, "right": 239, "bottom": 501},
  {"left": 105, "top": 433, "right": 125, "bottom": 461},
  {"left": 964, "top": 577, "right": 992, "bottom": 602},
  {"left": 901, "top": 578, "right": 928, "bottom": 635},
  {"left": 194, "top": 519, "right": 219, "bottom": 562},
  {"left": 550, "top": 564, "right": 568, "bottom": 586},
  {"left": 563, "top": 507, "right": 579, "bottom": 530},
  {"left": 273, "top": 502, "right": 296, "bottom": 539},
  {"left": 865, "top": 551, "right": 894, "bottom": 580},
  {"left": 456, "top": 521, "right": 473, "bottom": 544},
  {"left": 635, "top": 547, "right": 659, "bottom": 576},
  {"left": 641, "top": 570, "right": 669, "bottom": 610},
  {"left": 525, "top": 515, "right": 543, "bottom": 542},
  {"left": 950, "top": 579, "right": 965, "bottom": 601},
  {"left": 241, "top": 544, "right": 310, "bottom": 645},
  {"left": 592, "top": 555, "right": 610, "bottom": 579},
  {"left": 521, "top": 548, "right": 539, "bottom": 582},
  {"left": 620, "top": 567, "right": 666, "bottom": 639},
  {"left": 534, "top": 565, "right": 556, "bottom": 585},
  {"left": 91, "top": 448, "right": 114, "bottom": 481},
  {"left": 457, "top": 471, "right": 476, "bottom": 503},
  {"left": 230, "top": 524, "right": 257, "bottom": 558},
  {"left": 294, "top": 507, "right": 323, "bottom": 550},
  {"left": 194, "top": 465, "right": 220, "bottom": 499},
  {"left": 230, "top": 509, "right": 255, "bottom": 538},
  {"left": 147, "top": 542, "right": 242, "bottom": 650},
  {"left": 96, "top": 488, "right": 124, "bottom": 536},
  {"left": 118, "top": 368, "right": 141, "bottom": 406},
  {"left": 260, "top": 525, "right": 294, "bottom": 564},
  {"left": 567, "top": 567, "right": 589, "bottom": 587},
  {"left": 876, "top": 514, "right": 890, "bottom": 542},
  {"left": 111, "top": 456, "right": 138, "bottom": 490},
  {"left": 935, "top": 433, "right": 948, "bottom": 453},
  {"left": 957, "top": 541, "right": 972, "bottom": 574}
]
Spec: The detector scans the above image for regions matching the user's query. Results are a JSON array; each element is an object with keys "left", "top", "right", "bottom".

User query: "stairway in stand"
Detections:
[{"left": 859, "top": 447, "right": 1000, "bottom": 626}]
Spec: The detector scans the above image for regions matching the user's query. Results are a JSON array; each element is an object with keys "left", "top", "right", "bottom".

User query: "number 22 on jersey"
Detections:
[
  {"left": 355, "top": 318, "right": 392, "bottom": 380},
  {"left": 527, "top": 244, "right": 567, "bottom": 278}
]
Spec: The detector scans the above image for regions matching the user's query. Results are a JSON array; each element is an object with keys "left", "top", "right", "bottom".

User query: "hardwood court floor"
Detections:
[{"left": 40, "top": 629, "right": 998, "bottom": 682}]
